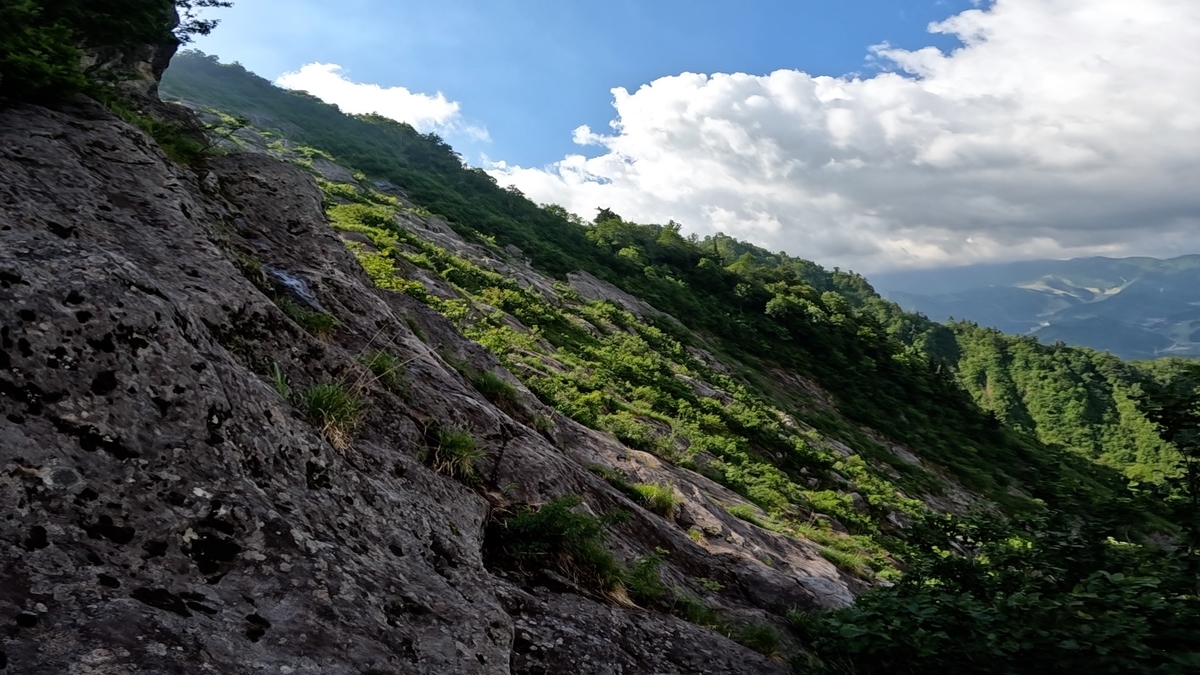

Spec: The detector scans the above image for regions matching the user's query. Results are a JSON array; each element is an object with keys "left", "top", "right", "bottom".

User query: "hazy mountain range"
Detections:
[{"left": 871, "top": 256, "right": 1200, "bottom": 360}]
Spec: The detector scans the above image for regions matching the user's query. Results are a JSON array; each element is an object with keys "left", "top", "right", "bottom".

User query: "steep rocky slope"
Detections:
[{"left": 0, "top": 95, "right": 873, "bottom": 672}]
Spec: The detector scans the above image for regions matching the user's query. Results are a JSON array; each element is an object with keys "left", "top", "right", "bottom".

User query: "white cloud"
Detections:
[
  {"left": 489, "top": 0, "right": 1200, "bottom": 272},
  {"left": 275, "top": 63, "right": 488, "bottom": 140}
]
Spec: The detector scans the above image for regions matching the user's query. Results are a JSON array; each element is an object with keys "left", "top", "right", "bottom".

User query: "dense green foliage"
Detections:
[
  {"left": 795, "top": 510, "right": 1200, "bottom": 673},
  {"left": 0, "top": 0, "right": 228, "bottom": 104}
]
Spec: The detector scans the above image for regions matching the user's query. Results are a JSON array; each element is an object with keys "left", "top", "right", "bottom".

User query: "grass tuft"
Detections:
[
  {"left": 432, "top": 426, "right": 485, "bottom": 481},
  {"left": 300, "top": 382, "right": 363, "bottom": 450},
  {"left": 277, "top": 297, "right": 339, "bottom": 338},
  {"left": 359, "top": 350, "right": 409, "bottom": 396},
  {"left": 471, "top": 370, "right": 521, "bottom": 414},
  {"left": 631, "top": 482, "right": 681, "bottom": 519}
]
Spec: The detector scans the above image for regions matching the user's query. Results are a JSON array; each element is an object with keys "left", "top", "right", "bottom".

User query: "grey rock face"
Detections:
[{"left": 0, "top": 100, "right": 844, "bottom": 673}]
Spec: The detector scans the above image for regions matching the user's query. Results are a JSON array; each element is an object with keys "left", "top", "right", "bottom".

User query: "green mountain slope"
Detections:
[
  {"left": 159, "top": 50, "right": 1200, "bottom": 673},
  {"left": 163, "top": 51, "right": 1136, "bottom": 512}
]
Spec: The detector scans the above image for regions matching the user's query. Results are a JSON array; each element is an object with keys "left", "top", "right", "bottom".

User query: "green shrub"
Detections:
[
  {"left": 1, "top": 1, "right": 228, "bottom": 105},
  {"left": 359, "top": 350, "right": 409, "bottom": 396},
  {"left": 625, "top": 550, "right": 669, "bottom": 605},
  {"left": 631, "top": 482, "right": 680, "bottom": 519},
  {"left": 103, "top": 95, "right": 211, "bottom": 164},
  {"left": 300, "top": 382, "right": 363, "bottom": 449},
  {"left": 487, "top": 495, "right": 623, "bottom": 591},
  {"left": 729, "top": 623, "right": 781, "bottom": 657},
  {"left": 432, "top": 427, "right": 484, "bottom": 481},
  {"left": 277, "top": 297, "right": 339, "bottom": 338},
  {"left": 0, "top": 1, "right": 86, "bottom": 105}
]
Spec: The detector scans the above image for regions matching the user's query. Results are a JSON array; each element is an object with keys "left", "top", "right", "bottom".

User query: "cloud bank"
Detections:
[
  {"left": 276, "top": 63, "right": 487, "bottom": 140},
  {"left": 489, "top": 0, "right": 1200, "bottom": 272}
]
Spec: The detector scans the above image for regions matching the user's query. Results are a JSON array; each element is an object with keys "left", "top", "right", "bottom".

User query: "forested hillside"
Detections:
[{"left": 157, "top": 51, "right": 1200, "bottom": 672}]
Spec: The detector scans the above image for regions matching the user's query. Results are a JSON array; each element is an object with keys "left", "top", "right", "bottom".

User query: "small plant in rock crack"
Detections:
[
  {"left": 300, "top": 382, "right": 363, "bottom": 450},
  {"left": 432, "top": 426, "right": 485, "bottom": 481},
  {"left": 631, "top": 482, "right": 680, "bottom": 519},
  {"left": 270, "top": 361, "right": 291, "bottom": 400},
  {"left": 358, "top": 350, "right": 410, "bottom": 396},
  {"left": 276, "top": 297, "right": 339, "bottom": 338}
]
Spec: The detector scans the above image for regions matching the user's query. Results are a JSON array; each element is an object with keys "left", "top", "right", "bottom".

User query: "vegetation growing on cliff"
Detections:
[{"left": 0, "top": 0, "right": 229, "bottom": 104}]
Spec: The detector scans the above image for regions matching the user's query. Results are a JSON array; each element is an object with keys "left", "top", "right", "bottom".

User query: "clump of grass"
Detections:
[
  {"left": 300, "top": 382, "right": 363, "bottom": 450},
  {"left": 277, "top": 297, "right": 339, "bottom": 338},
  {"left": 471, "top": 370, "right": 520, "bottom": 413},
  {"left": 432, "top": 426, "right": 485, "bottom": 481},
  {"left": 404, "top": 316, "right": 428, "bottom": 343},
  {"left": 725, "top": 504, "right": 784, "bottom": 532},
  {"left": 486, "top": 495, "right": 623, "bottom": 592},
  {"left": 359, "top": 350, "right": 409, "bottom": 396},
  {"left": 533, "top": 414, "right": 554, "bottom": 433},
  {"left": 631, "top": 482, "right": 680, "bottom": 519},
  {"left": 728, "top": 623, "right": 782, "bottom": 657},
  {"left": 817, "top": 546, "right": 872, "bottom": 578},
  {"left": 671, "top": 594, "right": 719, "bottom": 627}
]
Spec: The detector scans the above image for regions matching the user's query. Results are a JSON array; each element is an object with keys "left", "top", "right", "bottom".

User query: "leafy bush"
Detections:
[
  {"left": 795, "top": 512, "right": 1200, "bottom": 674},
  {"left": 624, "top": 550, "right": 669, "bottom": 605},
  {"left": 300, "top": 382, "right": 363, "bottom": 450},
  {"left": 432, "top": 427, "right": 484, "bottom": 481},
  {"left": 486, "top": 495, "right": 623, "bottom": 591}
]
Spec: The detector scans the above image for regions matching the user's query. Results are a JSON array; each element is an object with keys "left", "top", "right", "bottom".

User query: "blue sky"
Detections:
[
  {"left": 190, "top": 1, "right": 1200, "bottom": 272},
  {"left": 194, "top": 0, "right": 977, "bottom": 166}
]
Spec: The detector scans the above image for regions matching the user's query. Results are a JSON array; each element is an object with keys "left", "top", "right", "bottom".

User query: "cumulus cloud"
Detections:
[
  {"left": 276, "top": 63, "right": 488, "bottom": 140},
  {"left": 489, "top": 0, "right": 1200, "bottom": 272}
]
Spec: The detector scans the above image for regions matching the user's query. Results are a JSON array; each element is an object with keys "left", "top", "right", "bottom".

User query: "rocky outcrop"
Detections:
[{"left": 0, "top": 98, "right": 853, "bottom": 672}]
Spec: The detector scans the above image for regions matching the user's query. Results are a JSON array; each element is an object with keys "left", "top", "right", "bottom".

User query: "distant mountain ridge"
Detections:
[{"left": 870, "top": 255, "right": 1200, "bottom": 360}]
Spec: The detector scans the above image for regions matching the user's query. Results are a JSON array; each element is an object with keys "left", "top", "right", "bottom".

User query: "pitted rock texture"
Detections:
[{"left": 0, "top": 101, "right": 510, "bottom": 673}]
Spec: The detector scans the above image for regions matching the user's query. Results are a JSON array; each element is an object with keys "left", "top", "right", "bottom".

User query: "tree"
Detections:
[
  {"left": 176, "top": 0, "right": 233, "bottom": 42},
  {"left": 1139, "top": 362, "right": 1200, "bottom": 588}
]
